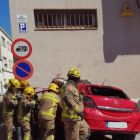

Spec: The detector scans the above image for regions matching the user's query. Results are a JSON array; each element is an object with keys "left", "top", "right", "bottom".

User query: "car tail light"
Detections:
[
  {"left": 133, "top": 103, "right": 139, "bottom": 112},
  {"left": 83, "top": 96, "right": 97, "bottom": 108}
]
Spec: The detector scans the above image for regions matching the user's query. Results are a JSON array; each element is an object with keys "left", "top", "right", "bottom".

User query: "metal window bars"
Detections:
[{"left": 34, "top": 10, "right": 97, "bottom": 29}]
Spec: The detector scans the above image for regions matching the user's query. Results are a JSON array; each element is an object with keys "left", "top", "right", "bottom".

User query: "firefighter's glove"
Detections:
[
  {"left": 17, "top": 94, "right": 24, "bottom": 99},
  {"left": 78, "top": 112, "right": 84, "bottom": 121}
]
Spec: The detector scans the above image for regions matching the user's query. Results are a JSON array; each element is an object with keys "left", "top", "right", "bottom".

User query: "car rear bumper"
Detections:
[{"left": 84, "top": 108, "right": 140, "bottom": 134}]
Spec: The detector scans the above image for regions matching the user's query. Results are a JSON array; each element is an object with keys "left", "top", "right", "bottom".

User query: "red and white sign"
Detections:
[
  {"left": 12, "top": 59, "right": 34, "bottom": 80},
  {"left": 11, "top": 38, "right": 32, "bottom": 59}
]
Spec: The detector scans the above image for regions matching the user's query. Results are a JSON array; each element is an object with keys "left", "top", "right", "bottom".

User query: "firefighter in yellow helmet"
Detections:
[
  {"left": 17, "top": 87, "right": 35, "bottom": 140},
  {"left": 19, "top": 80, "right": 30, "bottom": 93},
  {"left": 2, "top": 79, "right": 21, "bottom": 140},
  {"left": 60, "top": 68, "right": 91, "bottom": 140},
  {"left": 38, "top": 83, "right": 60, "bottom": 140}
]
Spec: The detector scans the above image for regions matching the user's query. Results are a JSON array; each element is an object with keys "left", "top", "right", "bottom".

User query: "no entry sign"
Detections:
[
  {"left": 12, "top": 60, "right": 33, "bottom": 80},
  {"left": 11, "top": 38, "right": 32, "bottom": 59}
]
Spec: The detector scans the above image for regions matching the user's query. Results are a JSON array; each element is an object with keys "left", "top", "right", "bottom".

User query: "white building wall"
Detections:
[
  {"left": 0, "top": 60, "right": 3, "bottom": 95},
  {"left": 0, "top": 27, "right": 14, "bottom": 95}
]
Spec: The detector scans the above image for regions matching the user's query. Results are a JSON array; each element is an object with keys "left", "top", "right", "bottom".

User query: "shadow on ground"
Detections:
[{"left": 89, "top": 133, "right": 111, "bottom": 140}]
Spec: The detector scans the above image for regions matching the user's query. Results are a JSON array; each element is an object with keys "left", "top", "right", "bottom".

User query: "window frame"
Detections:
[
  {"left": 2, "top": 37, "right": 5, "bottom": 47},
  {"left": 9, "top": 60, "right": 11, "bottom": 69},
  {"left": 34, "top": 9, "right": 98, "bottom": 30},
  {"left": 3, "top": 57, "right": 8, "bottom": 69},
  {"left": 9, "top": 44, "right": 11, "bottom": 51},
  {"left": 7, "top": 42, "right": 10, "bottom": 50},
  {"left": 4, "top": 79, "right": 6, "bottom": 84},
  {"left": 11, "top": 61, "right": 13, "bottom": 69}
]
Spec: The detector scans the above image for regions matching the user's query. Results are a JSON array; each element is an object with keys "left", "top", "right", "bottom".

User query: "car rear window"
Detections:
[{"left": 88, "top": 86, "right": 128, "bottom": 99}]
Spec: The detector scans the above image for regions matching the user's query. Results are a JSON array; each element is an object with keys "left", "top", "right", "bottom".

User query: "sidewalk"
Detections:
[{"left": 136, "top": 133, "right": 140, "bottom": 140}]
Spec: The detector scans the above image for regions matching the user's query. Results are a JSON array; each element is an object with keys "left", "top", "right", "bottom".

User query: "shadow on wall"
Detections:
[{"left": 102, "top": 0, "right": 140, "bottom": 63}]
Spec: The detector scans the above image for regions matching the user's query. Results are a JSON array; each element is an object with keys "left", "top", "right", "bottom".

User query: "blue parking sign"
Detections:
[{"left": 19, "top": 23, "right": 27, "bottom": 33}]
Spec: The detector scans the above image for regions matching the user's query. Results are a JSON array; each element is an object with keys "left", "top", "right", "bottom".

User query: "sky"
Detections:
[{"left": 0, "top": 0, "right": 11, "bottom": 37}]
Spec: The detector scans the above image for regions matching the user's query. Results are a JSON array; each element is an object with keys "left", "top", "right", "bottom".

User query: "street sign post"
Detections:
[
  {"left": 11, "top": 38, "right": 32, "bottom": 59},
  {"left": 12, "top": 60, "right": 33, "bottom": 80}
]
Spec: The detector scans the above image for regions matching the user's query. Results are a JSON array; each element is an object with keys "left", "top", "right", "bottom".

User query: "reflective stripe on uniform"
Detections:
[
  {"left": 17, "top": 101, "right": 30, "bottom": 121},
  {"left": 73, "top": 106, "right": 79, "bottom": 112},
  {"left": 31, "top": 101, "right": 35, "bottom": 104},
  {"left": 61, "top": 87, "right": 80, "bottom": 119},
  {"left": 17, "top": 116, "right": 30, "bottom": 121},
  {"left": 26, "top": 134, "right": 29, "bottom": 140},
  {"left": 3, "top": 100, "right": 13, "bottom": 115},
  {"left": 61, "top": 88, "right": 67, "bottom": 113},
  {"left": 38, "top": 112, "right": 55, "bottom": 117},
  {"left": 74, "top": 88, "right": 77, "bottom": 92},
  {"left": 39, "top": 94, "right": 58, "bottom": 117},
  {"left": 12, "top": 95, "right": 17, "bottom": 99},
  {"left": 41, "top": 95, "right": 58, "bottom": 102},
  {"left": 62, "top": 113, "right": 80, "bottom": 119},
  {"left": 52, "top": 135, "right": 54, "bottom": 140},
  {"left": 49, "top": 101, "right": 56, "bottom": 114},
  {"left": 7, "top": 132, "right": 11, "bottom": 140}
]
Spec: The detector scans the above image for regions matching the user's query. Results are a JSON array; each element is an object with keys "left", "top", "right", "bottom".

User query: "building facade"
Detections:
[
  {"left": 0, "top": 27, "right": 14, "bottom": 95},
  {"left": 9, "top": 0, "right": 140, "bottom": 100}
]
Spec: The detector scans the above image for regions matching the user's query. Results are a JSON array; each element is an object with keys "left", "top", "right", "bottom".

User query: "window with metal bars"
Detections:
[{"left": 34, "top": 10, "right": 97, "bottom": 29}]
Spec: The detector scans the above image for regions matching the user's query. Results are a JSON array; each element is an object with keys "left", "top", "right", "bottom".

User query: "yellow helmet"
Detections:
[
  {"left": 67, "top": 68, "right": 80, "bottom": 78},
  {"left": 7, "top": 79, "right": 21, "bottom": 90},
  {"left": 23, "top": 87, "right": 35, "bottom": 98},
  {"left": 20, "top": 80, "right": 30, "bottom": 89},
  {"left": 48, "top": 83, "right": 59, "bottom": 93}
]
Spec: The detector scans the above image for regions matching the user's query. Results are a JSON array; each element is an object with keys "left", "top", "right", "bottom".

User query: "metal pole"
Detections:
[{"left": 17, "top": 127, "right": 22, "bottom": 140}]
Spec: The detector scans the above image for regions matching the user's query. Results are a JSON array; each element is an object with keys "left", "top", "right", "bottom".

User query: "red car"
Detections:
[
  {"left": 35, "top": 80, "right": 140, "bottom": 140},
  {"left": 77, "top": 82, "right": 140, "bottom": 140}
]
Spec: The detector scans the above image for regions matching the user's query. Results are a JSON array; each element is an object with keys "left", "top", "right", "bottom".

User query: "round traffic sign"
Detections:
[
  {"left": 11, "top": 38, "right": 32, "bottom": 59},
  {"left": 12, "top": 59, "right": 33, "bottom": 80}
]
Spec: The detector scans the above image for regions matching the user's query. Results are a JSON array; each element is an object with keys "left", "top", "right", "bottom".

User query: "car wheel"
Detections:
[{"left": 112, "top": 134, "right": 136, "bottom": 140}]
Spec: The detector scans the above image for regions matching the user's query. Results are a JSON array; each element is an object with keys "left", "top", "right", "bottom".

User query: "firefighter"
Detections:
[
  {"left": 17, "top": 87, "right": 35, "bottom": 140},
  {"left": 38, "top": 83, "right": 60, "bottom": 140},
  {"left": 19, "top": 80, "right": 30, "bottom": 93},
  {"left": 60, "top": 68, "right": 91, "bottom": 140},
  {"left": 2, "top": 79, "right": 21, "bottom": 140},
  {"left": 51, "top": 77, "right": 66, "bottom": 96}
]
